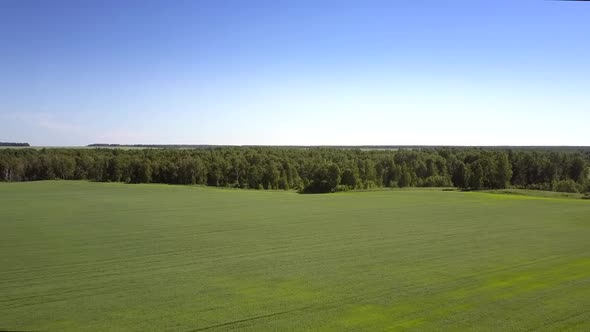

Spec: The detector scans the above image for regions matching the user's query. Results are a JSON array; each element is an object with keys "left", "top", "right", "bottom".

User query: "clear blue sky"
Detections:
[{"left": 1, "top": 0, "right": 588, "bottom": 146}]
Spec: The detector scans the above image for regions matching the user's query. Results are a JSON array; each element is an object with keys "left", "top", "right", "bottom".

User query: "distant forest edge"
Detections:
[
  {"left": 1, "top": 147, "right": 589, "bottom": 194},
  {"left": 87, "top": 143, "right": 590, "bottom": 152},
  {"left": 0, "top": 142, "right": 30, "bottom": 147}
]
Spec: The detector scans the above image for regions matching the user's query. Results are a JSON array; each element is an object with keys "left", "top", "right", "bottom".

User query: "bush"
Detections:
[
  {"left": 302, "top": 180, "right": 334, "bottom": 194},
  {"left": 335, "top": 185, "right": 350, "bottom": 192},
  {"left": 364, "top": 180, "right": 377, "bottom": 190},
  {"left": 417, "top": 175, "right": 452, "bottom": 187},
  {"left": 552, "top": 179, "right": 580, "bottom": 193},
  {"left": 523, "top": 183, "right": 552, "bottom": 191}
]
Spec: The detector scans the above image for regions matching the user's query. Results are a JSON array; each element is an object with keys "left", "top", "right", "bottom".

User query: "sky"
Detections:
[{"left": 0, "top": 0, "right": 589, "bottom": 146}]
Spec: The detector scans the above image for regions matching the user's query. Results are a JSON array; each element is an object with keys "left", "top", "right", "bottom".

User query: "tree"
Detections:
[
  {"left": 415, "top": 160, "right": 428, "bottom": 179},
  {"left": 262, "top": 161, "right": 281, "bottom": 189},
  {"left": 398, "top": 165, "right": 412, "bottom": 188},
  {"left": 0, "top": 146, "right": 588, "bottom": 194},
  {"left": 247, "top": 165, "right": 262, "bottom": 189},
  {"left": 341, "top": 168, "right": 359, "bottom": 188},
  {"left": 192, "top": 157, "right": 207, "bottom": 185},
  {"left": 54, "top": 156, "right": 75, "bottom": 180},
  {"left": 451, "top": 160, "right": 466, "bottom": 188},
  {"left": 382, "top": 161, "right": 399, "bottom": 187},
  {"left": 569, "top": 157, "right": 585, "bottom": 183},
  {"left": 207, "top": 163, "right": 222, "bottom": 187},
  {"left": 326, "top": 164, "right": 341, "bottom": 190},
  {"left": 0, "top": 155, "right": 9, "bottom": 181},
  {"left": 278, "top": 170, "right": 290, "bottom": 190},
  {"left": 107, "top": 156, "right": 123, "bottom": 182},
  {"left": 130, "top": 158, "right": 151, "bottom": 183},
  {"left": 493, "top": 153, "right": 512, "bottom": 189},
  {"left": 358, "top": 159, "right": 377, "bottom": 187},
  {"left": 465, "top": 161, "right": 484, "bottom": 190},
  {"left": 177, "top": 158, "right": 197, "bottom": 184},
  {"left": 302, "top": 163, "right": 340, "bottom": 193},
  {"left": 553, "top": 179, "right": 579, "bottom": 193}
]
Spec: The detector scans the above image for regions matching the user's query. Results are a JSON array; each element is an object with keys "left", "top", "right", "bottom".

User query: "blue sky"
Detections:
[{"left": 1, "top": 0, "right": 588, "bottom": 146}]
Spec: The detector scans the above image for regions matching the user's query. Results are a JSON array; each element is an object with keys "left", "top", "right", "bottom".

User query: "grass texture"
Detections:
[{"left": 1, "top": 181, "right": 589, "bottom": 331}]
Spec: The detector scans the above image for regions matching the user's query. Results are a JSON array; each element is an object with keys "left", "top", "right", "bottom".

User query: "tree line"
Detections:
[
  {"left": 0, "top": 147, "right": 588, "bottom": 194},
  {"left": 0, "top": 142, "right": 30, "bottom": 147}
]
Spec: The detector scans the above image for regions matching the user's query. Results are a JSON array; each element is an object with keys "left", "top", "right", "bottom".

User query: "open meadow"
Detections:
[{"left": 1, "top": 181, "right": 589, "bottom": 331}]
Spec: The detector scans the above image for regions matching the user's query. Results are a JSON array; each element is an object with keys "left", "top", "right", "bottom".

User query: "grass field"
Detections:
[{"left": 1, "top": 181, "right": 589, "bottom": 331}]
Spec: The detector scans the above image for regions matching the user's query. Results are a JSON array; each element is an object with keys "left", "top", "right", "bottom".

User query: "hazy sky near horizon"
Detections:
[{"left": 1, "top": 0, "right": 589, "bottom": 146}]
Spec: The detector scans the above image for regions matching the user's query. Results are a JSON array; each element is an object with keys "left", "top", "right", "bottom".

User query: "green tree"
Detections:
[
  {"left": 493, "top": 153, "right": 512, "bottom": 189},
  {"left": 451, "top": 160, "right": 466, "bottom": 188},
  {"left": 465, "top": 161, "right": 484, "bottom": 190},
  {"left": 398, "top": 166, "right": 412, "bottom": 188},
  {"left": 326, "top": 164, "right": 341, "bottom": 190},
  {"left": 341, "top": 168, "right": 359, "bottom": 188},
  {"left": 247, "top": 165, "right": 262, "bottom": 189},
  {"left": 569, "top": 157, "right": 585, "bottom": 182}
]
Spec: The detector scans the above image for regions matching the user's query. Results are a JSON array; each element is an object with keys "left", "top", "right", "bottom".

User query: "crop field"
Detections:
[{"left": 1, "top": 181, "right": 589, "bottom": 331}]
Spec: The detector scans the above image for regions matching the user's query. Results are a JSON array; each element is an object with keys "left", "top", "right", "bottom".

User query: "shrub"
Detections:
[
  {"left": 302, "top": 180, "right": 334, "bottom": 194},
  {"left": 418, "top": 175, "right": 452, "bottom": 187},
  {"left": 524, "top": 183, "right": 552, "bottom": 191},
  {"left": 335, "top": 185, "right": 350, "bottom": 192},
  {"left": 364, "top": 180, "right": 377, "bottom": 190},
  {"left": 552, "top": 179, "right": 580, "bottom": 193}
]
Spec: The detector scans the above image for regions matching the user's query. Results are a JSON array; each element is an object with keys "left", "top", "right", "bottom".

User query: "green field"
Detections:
[{"left": 1, "top": 182, "right": 589, "bottom": 331}]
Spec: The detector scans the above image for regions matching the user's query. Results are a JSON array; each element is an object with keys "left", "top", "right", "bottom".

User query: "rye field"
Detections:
[{"left": 1, "top": 181, "right": 589, "bottom": 331}]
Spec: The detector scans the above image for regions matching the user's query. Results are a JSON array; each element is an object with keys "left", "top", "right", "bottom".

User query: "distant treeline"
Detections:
[
  {"left": 88, "top": 144, "right": 217, "bottom": 149},
  {"left": 0, "top": 142, "right": 30, "bottom": 147},
  {"left": 87, "top": 144, "right": 590, "bottom": 152},
  {"left": 1, "top": 147, "right": 589, "bottom": 194}
]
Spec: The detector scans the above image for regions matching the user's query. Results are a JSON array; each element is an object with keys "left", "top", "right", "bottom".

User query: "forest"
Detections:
[
  {"left": 0, "top": 147, "right": 588, "bottom": 194},
  {"left": 0, "top": 142, "right": 30, "bottom": 147}
]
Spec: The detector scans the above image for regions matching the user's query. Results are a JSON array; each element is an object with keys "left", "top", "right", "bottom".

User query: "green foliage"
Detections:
[
  {"left": 552, "top": 179, "right": 580, "bottom": 193},
  {"left": 335, "top": 184, "right": 350, "bottom": 192},
  {"left": 341, "top": 168, "right": 359, "bottom": 189},
  {"left": 465, "top": 161, "right": 484, "bottom": 190},
  {"left": 0, "top": 147, "right": 588, "bottom": 194},
  {"left": 569, "top": 156, "right": 586, "bottom": 182},
  {"left": 493, "top": 152, "right": 513, "bottom": 189},
  {"left": 302, "top": 163, "right": 341, "bottom": 193},
  {"left": 0, "top": 142, "right": 29, "bottom": 146},
  {"left": 450, "top": 160, "right": 466, "bottom": 188},
  {"left": 417, "top": 175, "right": 452, "bottom": 187},
  {"left": 326, "top": 164, "right": 341, "bottom": 189},
  {"left": 398, "top": 166, "right": 412, "bottom": 188}
]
